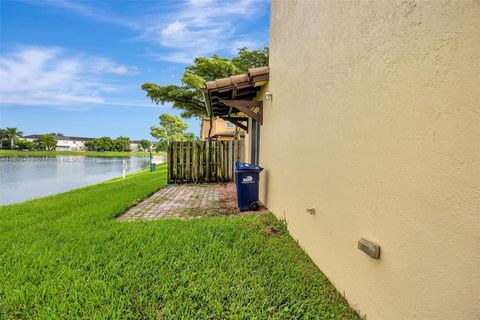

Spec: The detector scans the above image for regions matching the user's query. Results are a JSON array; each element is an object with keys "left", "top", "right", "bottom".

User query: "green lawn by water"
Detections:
[
  {"left": 0, "top": 165, "right": 361, "bottom": 319},
  {"left": 0, "top": 150, "right": 165, "bottom": 157}
]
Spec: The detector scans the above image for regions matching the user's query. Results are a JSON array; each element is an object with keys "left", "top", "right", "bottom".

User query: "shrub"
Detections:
[{"left": 15, "top": 139, "right": 35, "bottom": 150}]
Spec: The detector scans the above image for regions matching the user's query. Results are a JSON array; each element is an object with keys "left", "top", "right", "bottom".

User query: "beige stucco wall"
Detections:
[
  {"left": 261, "top": 1, "right": 480, "bottom": 319},
  {"left": 200, "top": 118, "right": 237, "bottom": 140}
]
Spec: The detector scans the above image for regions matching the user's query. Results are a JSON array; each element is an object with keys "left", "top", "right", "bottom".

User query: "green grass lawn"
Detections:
[
  {"left": 0, "top": 165, "right": 361, "bottom": 319},
  {"left": 0, "top": 149, "right": 165, "bottom": 157}
]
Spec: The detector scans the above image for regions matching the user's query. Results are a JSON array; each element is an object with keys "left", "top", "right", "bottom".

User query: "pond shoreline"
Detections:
[
  {"left": 0, "top": 155, "right": 164, "bottom": 205},
  {"left": 0, "top": 150, "right": 165, "bottom": 158}
]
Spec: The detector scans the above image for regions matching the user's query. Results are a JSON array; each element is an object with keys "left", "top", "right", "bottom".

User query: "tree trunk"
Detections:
[
  {"left": 208, "top": 116, "right": 213, "bottom": 140},
  {"left": 10, "top": 138, "right": 14, "bottom": 149}
]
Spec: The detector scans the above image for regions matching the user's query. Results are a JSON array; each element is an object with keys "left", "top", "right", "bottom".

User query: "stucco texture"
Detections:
[{"left": 261, "top": 1, "right": 480, "bottom": 319}]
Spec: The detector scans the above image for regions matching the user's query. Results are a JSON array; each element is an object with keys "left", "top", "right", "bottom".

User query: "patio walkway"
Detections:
[{"left": 118, "top": 183, "right": 263, "bottom": 221}]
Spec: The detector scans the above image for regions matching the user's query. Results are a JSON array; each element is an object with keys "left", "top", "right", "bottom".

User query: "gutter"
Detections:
[
  {"left": 201, "top": 87, "right": 213, "bottom": 118},
  {"left": 201, "top": 86, "right": 214, "bottom": 139}
]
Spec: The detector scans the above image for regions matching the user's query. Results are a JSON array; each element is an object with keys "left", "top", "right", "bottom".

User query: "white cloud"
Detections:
[
  {"left": 161, "top": 20, "right": 187, "bottom": 37},
  {"left": 147, "top": 52, "right": 196, "bottom": 65},
  {"left": 230, "top": 39, "right": 264, "bottom": 54},
  {"left": 0, "top": 46, "right": 137, "bottom": 106},
  {"left": 29, "top": 0, "right": 269, "bottom": 64},
  {"left": 23, "top": 0, "right": 140, "bottom": 30},
  {"left": 142, "top": 0, "right": 268, "bottom": 63},
  {"left": 89, "top": 57, "right": 138, "bottom": 75}
]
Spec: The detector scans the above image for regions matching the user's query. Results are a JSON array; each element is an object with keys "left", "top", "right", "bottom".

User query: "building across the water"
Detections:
[
  {"left": 129, "top": 141, "right": 142, "bottom": 152},
  {"left": 22, "top": 135, "right": 143, "bottom": 152},
  {"left": 22, "top": 135, "right": 93, "bottom": 151}
]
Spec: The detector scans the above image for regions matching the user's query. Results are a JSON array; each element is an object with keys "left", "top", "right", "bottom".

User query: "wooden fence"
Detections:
[{"left": 167, "top": 140, "right": 245, "bottom": 183}]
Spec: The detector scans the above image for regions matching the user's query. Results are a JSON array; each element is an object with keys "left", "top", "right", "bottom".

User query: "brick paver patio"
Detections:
[{"left": 118, "top": 183, "right": 258, "bottom": 221}]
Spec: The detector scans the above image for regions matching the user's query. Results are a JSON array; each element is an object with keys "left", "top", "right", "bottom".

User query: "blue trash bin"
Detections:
[{"left": 235, "top": 162, "right": 263, "bottom": 211}]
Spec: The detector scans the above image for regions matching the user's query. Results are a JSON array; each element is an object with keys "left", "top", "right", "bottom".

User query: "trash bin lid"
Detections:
[{"left": 235, "top": 162, "right": 263, "bottom": 172}]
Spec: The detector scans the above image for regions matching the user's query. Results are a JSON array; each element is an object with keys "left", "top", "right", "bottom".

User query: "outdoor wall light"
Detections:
[
  {"left": 358, "top": 238, "right": 381, "bottom": 259},
  {"left": 264, "top": 92, "right": 273, "bottom": 101}
]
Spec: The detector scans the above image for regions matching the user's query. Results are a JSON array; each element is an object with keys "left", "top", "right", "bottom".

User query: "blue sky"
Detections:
[{"left": 0, "top": 0, "right": 270, "bottom": 140}]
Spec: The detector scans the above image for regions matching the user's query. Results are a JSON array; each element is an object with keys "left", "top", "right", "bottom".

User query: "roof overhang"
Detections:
[{"left": 202, "top": 66, "right": 269, "bottom": 128}]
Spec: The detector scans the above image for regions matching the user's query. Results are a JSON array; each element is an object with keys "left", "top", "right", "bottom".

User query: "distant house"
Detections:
[
  {"left": 22, "top": 135, "right": 94, "bottom": 151},
  {"left": 130, "top": 140, "right": 142, "bottom": 152},
  {"left": 200, "top": 118, "right": 245, "bottom": 141},
  {"left": 22, "top": 135, "right": 148, "bottom": 152}
]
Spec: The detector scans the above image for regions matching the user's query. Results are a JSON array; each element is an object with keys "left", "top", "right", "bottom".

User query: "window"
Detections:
[{"left": 226, "top": 121, "right": 234, "bottom": 128}]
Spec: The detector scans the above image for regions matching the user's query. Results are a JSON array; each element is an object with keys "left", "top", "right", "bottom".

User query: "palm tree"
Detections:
[
  {"left": 5, "top": 127, "right": 23, "bottom": 149},
  {"left": 0, "top": 128, "right": 6, "bottom": 149}
]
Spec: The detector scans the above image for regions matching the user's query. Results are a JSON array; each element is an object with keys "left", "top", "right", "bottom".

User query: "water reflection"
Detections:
[{"left": 0, "top": 156, "right": 159, "bottom": 205}]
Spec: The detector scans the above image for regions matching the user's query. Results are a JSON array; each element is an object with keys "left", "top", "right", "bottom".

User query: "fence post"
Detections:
[
  {"left": 172, "top": 142, "right": 177, "bottom": 183},
  {"left": 167, "top": 140, "right": 244, "bottom": 183},
  {"left": 199, "top": 141, "right": 204, "bottom": 183}
]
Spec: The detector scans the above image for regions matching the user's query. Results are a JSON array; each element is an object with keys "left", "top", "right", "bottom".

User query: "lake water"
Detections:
[{"left": 0, "top": 156, "right": 159, "bottom": 205}]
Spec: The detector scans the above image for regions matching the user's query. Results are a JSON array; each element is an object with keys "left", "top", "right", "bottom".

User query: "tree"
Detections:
[
  {"left": 95, "top": 137, "right": 113, "bottom": 151},
  {"left": 0, "top": 128, "right": 7, "bottom": 149},
  {"left": 150, "top": 113, "right": 196, "bottom": 151},
  {"left": 85, "top": 137, "right": 114, "bottom": 152},
  {"left": 15, "top": 139, "right": 35, "bottom": 150},
  {"left": 113, "top": 136, "right": 131, "bottom": 152},
  {"left": 141, "top": 47, "right": 269, "bottom": 119},
  {"left": 183, "top": 132, "right": 196, "bottom": 141},
  {"left": 84, "top": 141, "right": 95, "bottom": 151},
  {"left": 5, "top": 127, "right": 23, "bottom": 149},
  {"left": 231, "top": 46, "right": 269, "bottom": 72},
  {"left": 139, "top": 139, "right": 151, "bottom": 151},
  {"left": 37, "top": 134, "right": 57, "bottom": 151}
]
